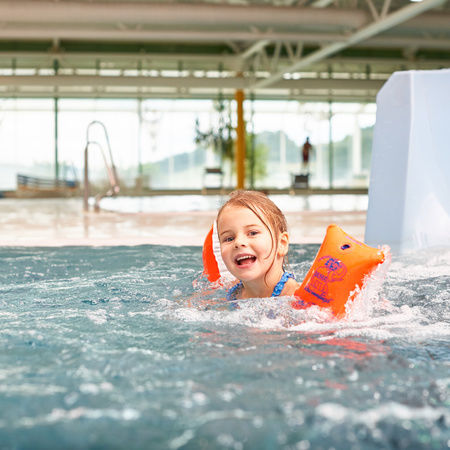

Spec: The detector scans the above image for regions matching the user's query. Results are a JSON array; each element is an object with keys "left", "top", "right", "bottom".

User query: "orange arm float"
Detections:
[
  {"left": 202, "top": 221, "right": 234, "bottom": 285},
  {"left": 291, "top": 224, "right": 385, "bottom": 316},
  {"left": 202, "top": 225, "right": 220, "bottom": 282}
]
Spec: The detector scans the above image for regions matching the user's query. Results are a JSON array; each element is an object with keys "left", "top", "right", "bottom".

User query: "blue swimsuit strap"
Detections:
[
  {"left": 271, "top": 271, "right": 295, "bottom": 297},
  {"left": 226, "top": 282, "right": 243, "bottom": 301},
  {"left": 226, "top": 272, "right": 295, "bottom": 301}
]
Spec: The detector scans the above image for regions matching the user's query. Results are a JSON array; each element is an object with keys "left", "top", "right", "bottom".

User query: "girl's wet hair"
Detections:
[{"left": 217, "top": 190, "right": 289, "bottom": 276}]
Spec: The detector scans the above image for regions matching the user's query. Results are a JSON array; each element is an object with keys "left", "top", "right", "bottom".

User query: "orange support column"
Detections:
[{"left": 235, "top": 89, "right": 246, "bottom": 190}]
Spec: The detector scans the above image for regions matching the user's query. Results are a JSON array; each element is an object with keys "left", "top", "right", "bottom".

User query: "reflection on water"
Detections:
[
  {"left": 99, "top": 194, "right": 368, "bottom": 214},
  {"left": 0, "top": 244, "right": 448, "bottom": 449}
]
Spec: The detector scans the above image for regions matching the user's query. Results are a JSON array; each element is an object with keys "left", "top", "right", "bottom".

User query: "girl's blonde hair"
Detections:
[{"left": 217, "top": 190, "right": 289, "bottom": 277}]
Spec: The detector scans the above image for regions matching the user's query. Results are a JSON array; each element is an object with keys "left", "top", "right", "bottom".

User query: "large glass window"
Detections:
[
  {"left": 248, "top": 101, "right": 376, "bottom": 189},
  {"left": 0, "top": 98, "right": 376, "bottom": 192},
  {"left": 58, "top": 99, "right": 139, "bottom": 189},
  {"left": 0, "top": 99, "right": 54, "bottom": 190},
  {"left": 140, "top": 99, "right": 213, "bottom": 190},
  {"left": 330, "top": 103, "right": 376, "bottom": 188}
]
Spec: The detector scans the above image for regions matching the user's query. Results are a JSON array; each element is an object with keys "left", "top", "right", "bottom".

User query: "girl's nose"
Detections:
[{"left": 234, "top": 234, "right": 247, "bottom": 247}]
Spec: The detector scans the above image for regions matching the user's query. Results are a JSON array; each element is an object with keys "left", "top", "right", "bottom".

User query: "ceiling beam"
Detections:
[
  {"left": 0, "top": 25, "right": 448, "bottom": 51},
  {"left": 0, "top": 89, "right": 380, "bottom": 102},
  {"left": 0, "top": 2, "right": 447, "bottom": 31},
  {"left": 239, "top": 40, "right": 272, "bottom": 61},
  {"left": 0, "top": 50, "right": 447, "bottom": 67},
  {"left": 0, "top": 26, "right": 340, "bottom": 44},
  {"left": 0, "top": 74, "right": 384, "bottom": 91},
  {"left": 253, "top": 0, "right": 447, "bottom": 89},
  {"left": 0, "top": 2, "right": 369, "bottom": 28},
  {"left": 0, "top": 51, "right": 447, "bottom": 80},
  {"left": 0, "top": 75, "right": 247, "bottom": 89}
]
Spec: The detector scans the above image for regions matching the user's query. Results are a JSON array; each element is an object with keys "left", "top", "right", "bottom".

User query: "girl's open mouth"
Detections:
[{"left": 235, "top": 254, "right": 256, "bottom": 266}]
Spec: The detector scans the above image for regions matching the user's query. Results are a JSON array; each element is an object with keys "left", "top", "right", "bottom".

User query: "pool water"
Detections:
[{"left": 0, "top": 244, "right": 448, "bottom": 449}]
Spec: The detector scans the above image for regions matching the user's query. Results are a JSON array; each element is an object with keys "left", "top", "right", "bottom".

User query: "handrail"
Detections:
[
  {"left": 17, "top": 174, "right": 79, "bottom": 189},
  {"left": 83, "top": 120, "right": 120, "bottom": 212}
]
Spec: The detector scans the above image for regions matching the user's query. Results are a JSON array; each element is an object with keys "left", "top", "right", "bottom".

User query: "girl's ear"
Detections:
[{"left": 278, "top": 232, "right": 289, "bottom": 257}]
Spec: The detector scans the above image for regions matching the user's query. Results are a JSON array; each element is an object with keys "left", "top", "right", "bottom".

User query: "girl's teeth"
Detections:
[{"left": 236, "top": 255, "right": 255, "bottom": 265}]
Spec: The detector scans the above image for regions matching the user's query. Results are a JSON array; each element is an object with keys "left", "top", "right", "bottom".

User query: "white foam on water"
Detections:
[
  {"left": 7, "top": 407, "right": 141, "bottom": 429},
  {"left": 86, "top": 309, "right": 108, "bottom": 325},
  {"left": 0, "top": 311, "right": 18, "bottom": 319},
  {"left": 316, "top": 401, "right": 450, "bottom": 427},
  {"left": 0, "top": 384, "right": 67, "bottom": 396},
  {"left": 166, "top": 243, "right": 450, "bottom": 344},
  {"left": 343, "top": 245, "right": 392, "bottom": 321},
  {"left": 389, "top": 249, "right": 450, "bottom": 282}
]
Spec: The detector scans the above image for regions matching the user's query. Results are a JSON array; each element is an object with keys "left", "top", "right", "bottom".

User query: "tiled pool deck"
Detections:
[{"left": 0, "top": 195, "right": 368, "bottom": 247}]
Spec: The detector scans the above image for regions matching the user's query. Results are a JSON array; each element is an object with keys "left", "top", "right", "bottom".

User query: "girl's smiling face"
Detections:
[{"left": 217, "top": 205, "right": 287, "bottom": 285}]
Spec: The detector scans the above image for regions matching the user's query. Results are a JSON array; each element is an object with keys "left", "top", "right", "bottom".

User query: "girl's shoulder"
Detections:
[{"left": 281, "top": 278, "right": 301, "bottom": 296}]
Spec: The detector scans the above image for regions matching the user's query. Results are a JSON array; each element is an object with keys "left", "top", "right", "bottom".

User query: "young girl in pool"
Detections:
[{"left": 216, "top": 190, "right": 300, "bottom": 300}]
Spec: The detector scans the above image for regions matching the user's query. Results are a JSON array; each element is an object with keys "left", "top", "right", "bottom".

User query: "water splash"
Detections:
[
  {"left": 343, "top": 245, "right": 392, "bottom": 320},
  {"left": 172, "top": 244, "right": 450, "bottom": 345}
]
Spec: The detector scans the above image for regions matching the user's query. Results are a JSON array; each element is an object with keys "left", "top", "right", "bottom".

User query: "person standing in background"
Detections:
[{"left": 301, "top": 137, "right": 313, "bottom": 174}]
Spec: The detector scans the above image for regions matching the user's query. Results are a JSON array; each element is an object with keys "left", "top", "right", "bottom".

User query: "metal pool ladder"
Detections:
[{"left": 83, "top": 120, "right": 120, "bottom": 212}]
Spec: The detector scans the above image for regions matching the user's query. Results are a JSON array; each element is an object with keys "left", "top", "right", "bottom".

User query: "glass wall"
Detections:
[
  {"left": 0, "top": 98, "right": 376, "bottom": 191},
  {"left": 58, "top": 99, "right": 139, "bottom": 189},
  {"left": 0, "top": 99, "right": 54, "bottom": 190},
  {"left": 140, "top": 99, "right": 214, "bottom": 189},
  {"left": 329, "top": 103, "right": 376, "bottom": 188}
]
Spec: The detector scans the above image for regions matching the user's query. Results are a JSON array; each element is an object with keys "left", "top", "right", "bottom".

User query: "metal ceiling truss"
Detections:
[{"left": 0, "top": 0, "right": 448, "bottom": 102}]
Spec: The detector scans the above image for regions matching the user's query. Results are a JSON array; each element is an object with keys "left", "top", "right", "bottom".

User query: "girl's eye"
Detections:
[
  {"left": 223, "top": 236, "right": 234, "bottom": 243},
  {"left": 249, "top": 230, "right": 259, "bottom": 236}
]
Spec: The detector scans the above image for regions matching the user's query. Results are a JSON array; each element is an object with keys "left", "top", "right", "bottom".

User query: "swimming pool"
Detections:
[{"left": 0, "top": 244, "right": 448, "bottom": 449}]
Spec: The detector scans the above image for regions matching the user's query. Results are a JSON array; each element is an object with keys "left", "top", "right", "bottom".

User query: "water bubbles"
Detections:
[
  {"left": 79, "top": 382, "right": 114, "bottom": 395},
  {"left": 296, "top": 440, "right": 311, "bottom": 450},
  {"left": 252, "top": 416, "right": 264, "bottom": 428},
  {"left": 64, "top": 392, "right": 79, "bottom": 407},
  {"left": 316, "top": 402, "right": 349, "bottom": 423},
  {"left": 168, "top": 429, "right": 195, "bottom": 449},
  {"left": 217, "top": 433, "right": 241, "bottom": 448},
  {"left": 348, "top": 371, "right": 359, "bottom": 382},
  {"left": 219, "top": 390, "right": 235, "bottom": 402},
  {"left": 192, "top": 392, "right": 209, "bottom": 406},
  {"left": 122, "top": 408, "right": 140, "bottom": 421},
  {"left": 85, "top": 309, "right": 108, "bottom": 325},
  {"left": 162, "top": 409, "right": 178, "bottom": 420}
]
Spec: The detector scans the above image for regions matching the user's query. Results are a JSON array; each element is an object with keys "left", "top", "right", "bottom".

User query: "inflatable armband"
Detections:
[
  {"left": 202, "top": 220, "right": 233, "bottom": 284},
  {"left": 292, "top": 224, "right": 385, "bottom": 316}
]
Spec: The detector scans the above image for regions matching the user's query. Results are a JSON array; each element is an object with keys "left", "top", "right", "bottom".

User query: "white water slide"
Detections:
[{"left": 365, "top": 69, "right": 450, "bottom": 253}]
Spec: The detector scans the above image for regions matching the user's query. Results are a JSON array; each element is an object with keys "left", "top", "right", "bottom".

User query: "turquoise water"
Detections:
[{"left": 0, "top": 244, "right": 448, "bottom": 449}]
